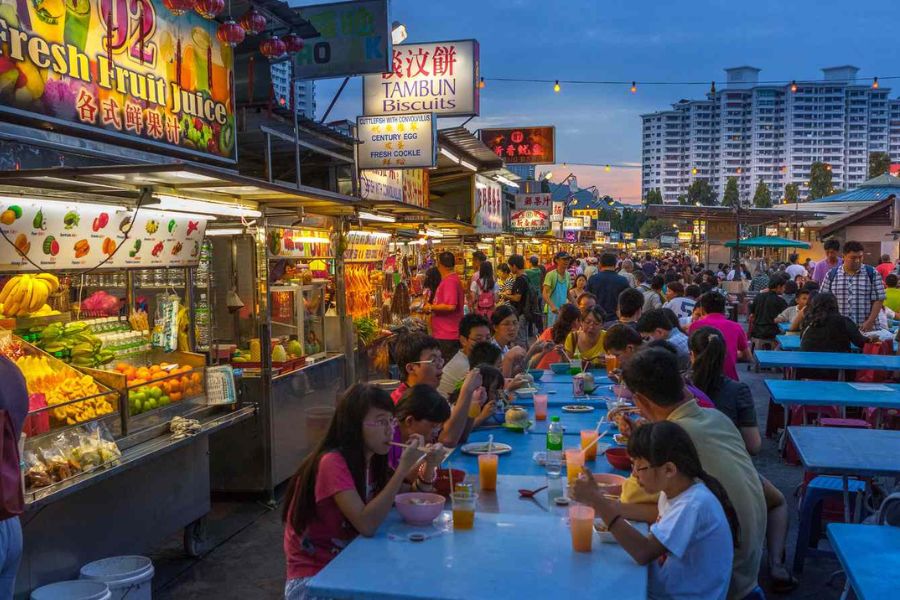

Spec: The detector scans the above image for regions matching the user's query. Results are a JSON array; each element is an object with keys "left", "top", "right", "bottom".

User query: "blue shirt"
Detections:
[{"left": 586, "top": 270, "right": 631, "bottom": 320}]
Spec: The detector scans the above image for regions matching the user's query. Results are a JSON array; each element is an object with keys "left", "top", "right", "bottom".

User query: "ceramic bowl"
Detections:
[
  {"left": 395, "top": 493, "right": 446, "bottom": 525},
  {"left": 605, "top": 447, "right": 633, "bottom": 471},
  {"left": 550, "top": 363, "right": 570, "bottom": 374},
  {"left": 527, "top": 369, "right": 545, "bottom": 381}
]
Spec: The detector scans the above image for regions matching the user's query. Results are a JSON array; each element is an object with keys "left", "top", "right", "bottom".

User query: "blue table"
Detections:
[
  {"left": 827, "top": 523, "right": 900, "bottom": 600},
  {"left": 776, "top": 335, "right": 897, "bottom": 352},
  {"left": 755, "top": 350, "right": 900, "bottom": 379},
  {"left": 787, "top": 426, "right": 900, "bottom": 521},
  {"left": 536, "top": 372, "right": 613, "bottom": 386},
  {"left": 307, "top": 478, "right": 648, "bottom": 600},
  {"left": 765, "top": 380, "right": 900, "bottom": 432}
]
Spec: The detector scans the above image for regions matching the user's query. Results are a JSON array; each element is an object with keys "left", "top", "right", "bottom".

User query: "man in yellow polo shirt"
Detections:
[{"left": 614, "top": 348, "right": 766, "bottom": 600}]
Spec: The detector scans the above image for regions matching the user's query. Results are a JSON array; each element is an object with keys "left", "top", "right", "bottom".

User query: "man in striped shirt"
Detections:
[{"left": 820, "top": 240, "right": 885, "bottom": 331}]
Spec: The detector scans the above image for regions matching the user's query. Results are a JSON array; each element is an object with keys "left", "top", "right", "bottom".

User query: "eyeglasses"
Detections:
[
  {"left": 364, "top": 417, "right": 398, "bottom": 430},
  {"left": 410, "top": 356, "right": 444, "bottom": 367},
  {"left": 632, "top": 464, "right": 654, "bottom": 474},
  {"left": 468, "top": 335, "right": 493, "bottom": 343}
]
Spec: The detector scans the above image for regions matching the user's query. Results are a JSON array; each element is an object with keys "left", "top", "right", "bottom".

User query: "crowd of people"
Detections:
[{"left": 282, "top": 240, "right": 896, "bottom": 600}]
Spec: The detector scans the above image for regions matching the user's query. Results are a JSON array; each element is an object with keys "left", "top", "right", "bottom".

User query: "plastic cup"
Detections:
[
  {"left": 569, "top": 505, "right": 595, "bottom": 552},
  {"left": 605, "top": 354, "right": 618, "bottom": 372},
  {"left": 581, "top": 430, "right": 599, "bottom": 461},
  {"left": 451, "top": 491, "right": 477, "bottom": 530},
  {"left": 478, "top": 453, "right": 498, "bottom": 491},
  {"left": 533, "top": 394, "right": 548, "bottom": 421},
  {"left": 565, "top": 449, "right": 585, "bottom": 485}
]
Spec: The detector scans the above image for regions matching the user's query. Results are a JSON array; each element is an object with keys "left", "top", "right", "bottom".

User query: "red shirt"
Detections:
[
  {"left": 390, "top": 382, "right": 409, "bottom": 405},
  {"left": 688, "top": 313, "right": 748, "bottom": 380},
  {"left": 431, "top": 272, "right": 464, "bottom": 341},
  {"left": 876, "top": 263, "right": 894, "bottom": 282}
]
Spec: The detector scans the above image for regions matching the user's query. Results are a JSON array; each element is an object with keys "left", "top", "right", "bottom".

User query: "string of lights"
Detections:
[{"left": 477, "top": 75, "right": 890, "bottom": 93}]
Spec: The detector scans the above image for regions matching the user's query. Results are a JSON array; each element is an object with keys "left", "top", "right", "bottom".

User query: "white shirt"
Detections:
[
  {"left": 785, "top": 264, "right": 807, "bottom": 280},
  {"left": 649, "top": 482, "right": 733, "bottom": 600},
  {"left": 664, "top": 297, "right": 696, "bottom": 321},
  {"left": 437, "top": 350, "right": 469, "bottom": 399}
]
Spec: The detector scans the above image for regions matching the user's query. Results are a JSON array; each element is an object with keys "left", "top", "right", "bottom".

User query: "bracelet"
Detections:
[{"left": 607, "top": 514, "right": 623, "bottom": 530}]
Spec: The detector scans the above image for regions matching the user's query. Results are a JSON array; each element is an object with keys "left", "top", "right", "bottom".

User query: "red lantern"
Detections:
[
  {"left": 162, "top": 0, "right": 195, "bottom": 16},
  {"left": 282, "top": 33, "right": 304, "bottom": 54},
  {"left": 195, "top": 0, "right": 224, "bottom": 19},
  {"left": 217, "top": 19, "right": 245, "bottom": 47},
  {"left": 259, "top": 35, "right": 286, "bottom": 61},
  {"left": 239, "top": 7, "right": 266, "bottom": 35}
]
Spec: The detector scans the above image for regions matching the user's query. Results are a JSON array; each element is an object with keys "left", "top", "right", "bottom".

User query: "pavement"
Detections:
[{"left": 149, "top": 362, "right": 853, "bottom": 599}]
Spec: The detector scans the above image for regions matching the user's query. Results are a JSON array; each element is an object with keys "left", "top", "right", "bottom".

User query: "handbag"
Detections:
[{"left": 855, "top": 339, "right": 893, "bottom": 383}]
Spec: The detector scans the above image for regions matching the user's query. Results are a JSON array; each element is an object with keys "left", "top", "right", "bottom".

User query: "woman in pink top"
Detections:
[{"left": 282, "top": 384, "right": 436, "bottom": 599}]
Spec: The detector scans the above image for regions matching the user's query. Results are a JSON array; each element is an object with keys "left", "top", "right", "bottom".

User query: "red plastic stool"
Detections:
[
  {"left": 864, "top": 407, "right": 900, "bottom": 429},
  {"left": 817, "top": 417, "right": 871, "bottom": 429},
  {"left": 783, "top": 405, "right": 841, "bottom": 464}
]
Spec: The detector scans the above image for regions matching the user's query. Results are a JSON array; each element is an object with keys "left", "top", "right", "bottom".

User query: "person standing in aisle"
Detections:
[
  {"left": 467, "top": 251, "right": 487, "bottom": 312},
  {"left": 876, "top": 254, "right": 895, "bottom": 282},
  {"left": 426, "top": 252, "right": 466, "bottom": 360},
  {"left": 820, "top": 240, "right": 885, "bottom": 331},
  {"left": 812, "top": 238, "right": 842, "bottom": 284},
  {"left": 0, "top": 355, "right": 27, "bottom": 598},
  {"left": 500, "top": 255, "right": 533, "bottom": 349},
  {"left": 587, "top": 252, "right": 630, "bottom": 322},
  {"left": 784, "top": 254, "right": 807, "bottom": 282},
  {"left": 542, "top": 252, "right": 571, "bottom": 327}
]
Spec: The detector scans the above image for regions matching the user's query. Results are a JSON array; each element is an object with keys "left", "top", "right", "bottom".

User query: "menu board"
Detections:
[
  {"left": 0, "top": 200, "right": 210, "bottom": 271},
  {"left": 267, "top": 228, "right": 332, "bottom": 259}
]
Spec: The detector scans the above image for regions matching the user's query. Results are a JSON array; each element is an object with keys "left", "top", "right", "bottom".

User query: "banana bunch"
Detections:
[
  {"left": 0, "top": 273, "right": 59, "bottom": 317},
  {"left": 39, "top": 322, "right": 114, "bottom": 367}
]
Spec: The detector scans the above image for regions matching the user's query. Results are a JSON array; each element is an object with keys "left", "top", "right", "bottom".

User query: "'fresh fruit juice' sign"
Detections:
[{"left": 0, "top": 0, "right": 235, "bottom": 162}]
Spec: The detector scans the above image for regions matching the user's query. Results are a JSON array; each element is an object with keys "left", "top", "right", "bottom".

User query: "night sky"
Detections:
[{"left": 296, "top": 0, "right": 898, "bottom": 203}]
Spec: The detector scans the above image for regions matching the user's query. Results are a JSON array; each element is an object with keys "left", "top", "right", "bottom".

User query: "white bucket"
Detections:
[
  {"left": 79, "top": 556, "right": 154, "bottom": 600},
  {"left": 31, "top": 580, "right": 112, "bottom": 600}
]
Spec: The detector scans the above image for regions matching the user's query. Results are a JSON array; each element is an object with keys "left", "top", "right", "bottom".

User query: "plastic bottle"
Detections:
[{"left": 546, "top": 416, "right": 563, "bottom": 476}]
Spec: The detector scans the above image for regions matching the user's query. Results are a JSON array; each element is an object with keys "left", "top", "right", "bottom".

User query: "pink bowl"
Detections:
[
  {"left": 593, "top": 472, "right": 627, "bottom": 496},
  {"left": 395, "top": 492, "right": 446, "bottom": 525},
  {"left": 605, "top": 447, "right": 633, "bottom": 471}
]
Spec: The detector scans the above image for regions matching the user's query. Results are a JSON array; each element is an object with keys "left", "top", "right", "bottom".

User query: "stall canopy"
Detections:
[{"left": 724, "top": 236, "right": 811, "bottom": 249}]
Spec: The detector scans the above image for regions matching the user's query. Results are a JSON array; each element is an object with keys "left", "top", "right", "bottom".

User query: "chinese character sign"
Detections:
[
  {"left": 0, "top": 0, "right": 236, "bottom": 162},
  {"left": 363, "top": 40, "right": 479, "bottom": 117},
  {"left": 572, "top": 209, "right": 599, "bottom": 218},
  {"left": 596, "top": 221, "right": 612, "bottom": 233},
  {"left": 562, "top": 217, "right": 583, "bottom": 231},
  {"left": 295, "top": 0, "right": 390, "bottom": 79},
  {"left": 514, "top": 193, "right": 552, "bottom": 211},
  {"left": 511, "top": 209, "right": 548, "bottom": 233},
  {"left": 402, "top": 169, "right": 429, "bottom": 207},
  {"left": 359, "top": 168, "right": 428, "bottom": 207},
  {"left": 356, "top": 113, "right": 436, "bottom": 169},
  {"left": 479, "top": 126, "right": 555, "bottom": 165},
  {"left": 551, "top": 202, "right": 565, "bottom": 223},
  {"left": 473, "top": 175, "right": 502, "bottom": 234}
]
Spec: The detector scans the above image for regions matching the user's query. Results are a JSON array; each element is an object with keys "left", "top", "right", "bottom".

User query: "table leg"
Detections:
[
  {"left": 838, "top": 369, "right": 845, "bottom": 382},
  {"left": 842, "top": 475, "right": 851, "bottom": 524},
  {"left": 779, "top": 403, "right": 790, "bottom": 453}
]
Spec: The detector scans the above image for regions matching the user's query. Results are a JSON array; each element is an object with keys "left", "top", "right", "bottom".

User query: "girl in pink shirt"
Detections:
[{"left": 282, "top": 384, "right": 433, "bottom": 599}]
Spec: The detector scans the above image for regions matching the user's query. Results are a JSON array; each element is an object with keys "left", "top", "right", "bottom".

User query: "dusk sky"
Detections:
[{"left": 299, "top": 0, "right": 899, "bottom": 203}]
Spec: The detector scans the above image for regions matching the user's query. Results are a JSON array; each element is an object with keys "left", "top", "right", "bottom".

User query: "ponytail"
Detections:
[
  {"left": 696, "top": 470, "right": 741, "bottom": 547},
  {"left": 688, "top": 326, "right": 726, "bottom": 397}
]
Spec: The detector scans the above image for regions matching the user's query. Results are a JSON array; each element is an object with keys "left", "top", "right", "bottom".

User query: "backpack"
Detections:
[
  {"left": 0, "top": 409, "right": 23, "bottom": 520},
  {"left": 520, "top": 275, "right": 541, "bottom": 323},
  {"left": 475, "top": 279, "right": 495, "bottom": 318},
  {"left": 825, "top": 264, "right": 878, "bottom": 288}
]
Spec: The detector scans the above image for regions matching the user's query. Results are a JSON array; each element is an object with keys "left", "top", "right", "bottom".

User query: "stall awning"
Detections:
[
  {"left": 646, "top": 204, "right": 824, "bottom": 225},
  {"left": 724, "top": 236, "right": 811, "bottom": 249},
  {"left": 0, "top": 162, "right": 359, "bottom": 216}
]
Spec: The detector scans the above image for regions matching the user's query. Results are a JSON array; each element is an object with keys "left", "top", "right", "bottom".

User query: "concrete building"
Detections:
[
  {"left": 270, "top": 62, "right": 316, "bottom": 119},
  {"left": 642, "top": 65, "right": 898, "bottom": 204}
]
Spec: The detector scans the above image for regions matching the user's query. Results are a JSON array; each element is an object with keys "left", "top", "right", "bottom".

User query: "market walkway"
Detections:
[{"left": 149, "top": 366, "right": 848, "bottom": 600}]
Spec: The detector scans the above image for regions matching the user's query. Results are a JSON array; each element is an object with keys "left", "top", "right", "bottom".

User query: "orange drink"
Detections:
[
  {"left": 605, "top": 354, "right": 618, "bottom": 372},
  {"left": 451, "top": 492, "right": 477, "bottom": 530},
  {"left": 565, "top": 449, "right": 585, "bottom": 485},
  {"left": 533, "top": 394, "right": 548, "bottom": 421},
  {"left": 569, "top": 505, "right": 595, "bottom": 552},
  {"left": 580, "top": 430, "right": 599, "bottom": 461},
  {"left": 478, "top": 453, "right": 498, "bottom": 491}
]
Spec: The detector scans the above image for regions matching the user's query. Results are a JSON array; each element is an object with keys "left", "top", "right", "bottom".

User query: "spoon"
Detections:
[{"left": 518, "top": 485, "right": 548, "bottom": 498}]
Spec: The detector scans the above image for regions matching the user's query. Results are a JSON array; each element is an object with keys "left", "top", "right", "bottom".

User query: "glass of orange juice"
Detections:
[
  {"left": 565, "top": 449, "right": 585, "bottom": 485},
  {"left": 533, "top": 393, "right": 548, "bottom": 421},
  {"left": 580, "top": 430, "right": 599, "bottom": 461},
  {"left": 478, "top": 453, "right": 498, "bottom": 491},
  {"left": 569, "top": 505, "right": 595, "bottom": 552},
  {"left": 605, "top": 354, "right": 618, "bottom": 372},
  {"left": 451, "top": 492, "right": 477, "bottom": 530}
]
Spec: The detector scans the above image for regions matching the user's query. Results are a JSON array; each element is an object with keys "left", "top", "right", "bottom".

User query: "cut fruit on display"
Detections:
[{"left": 15, "top": 354, "right": 115, "bottom": 426}]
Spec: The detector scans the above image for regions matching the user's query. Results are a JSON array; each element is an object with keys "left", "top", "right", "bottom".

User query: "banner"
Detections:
[
  {"left": 563, "top": 230, "right": 578, "bottom": 242},
  {"left": 514, "top": 193, "right": 552, "bottom": 211},
  {"left": 510, "top": 209, "right": 548, "bottom": 233},
  {"left": 0, "top": 199, "right": 210, "bottom": 270},
  {"left": 402, "top": 169, "right": 429, "bottom": 207},
  {"left": 359, "top": 168, "right": 429, "bottom": 207},
  {"left": 596, "top": 220, "right": 612, "bottom": 232},
  {"left": 623, "top": 232, "right": 634, "bottom": 241},
  {"left": 0, "top": 0, "right": 236, "bottom": 162},
  {"left": 480, "top": 126, "right": 555, "bottom": 164},
  {"left": 356, "top": 113, "right": 436, "bottom": 169},
  {"left": 294, "top": 0, "right": 391, "bottom": 79},
  {"left": 562, "top": 217, "right": 582, "bottom": 231},
  {"left": 473, "top": 174, "right": 502, "bottom": 234},
  {"left": 363, "top": 39, "right": 479, "bottom": 117},
  {"left": 572, "top": 209, "right": 598, "bottom": 218},
  {"left": 551, "top": 201, "right": 565, "bottom": 222}
]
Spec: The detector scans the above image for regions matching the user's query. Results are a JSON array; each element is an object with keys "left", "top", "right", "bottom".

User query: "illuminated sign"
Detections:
[
  {"left": 479, "top": 126, "right": 555, "bottom": 165},
  {"left": 0, "top": 0, "right": 236, "bottom": 162},
  {"left": 572, "top": 209, "right": 598, "bottom": 218},
  {"left": 363, "top": 40, "right": 479, "bottom": 117},
  {"left": 596, "top": 220, "right": 611, "bottom": 232},
  {"left": 511, "top": 209, "right": 548, "bottom": 233},
  {"left": 550, "top": 201, "right": 565, "bottom": 222},
  {"left": 562, "top": 217, "right": 583, "bottom": 231},
  {"left": 359, "top": 168, "right": 429, "bottom": 207},
  {"left": 514, "top": 193, "right": 552, "bottom": 211},
  {"left": 356, "top": 113, "right": 436, "bottom": 169},
  {"left": 473, "top": 174, "right": 502, "bottom": 234}
]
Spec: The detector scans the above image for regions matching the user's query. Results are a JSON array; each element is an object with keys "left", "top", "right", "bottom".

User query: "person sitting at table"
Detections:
[
  {"left": 490, "top": 305, "right": 527, "bottom": 378},
  {"left": 748, "top": 274, "right": 788, "bottom": 344},
  {"left": 775, "top": 287, "right": 811, "bottom": 332},
  {"left": 603, "top": 287, "right": 645, "bottom": 330},
  {"left": 689, "top": 292, "right": 752, "bottom": 380},
  {"left": 576, "top": 292, "right": 597, "bottom": 319},
  {"left": 447, "top": 363, "right": 505, "bottom": 432},
  {"left": 527, "top": 303, "right": 581, "bottom": 370},
  {"left": 390, "top": 385, "right": 449, "bottom": 482},
  {"left": 572, "top": 421, "right": 738, "bottom": 600},
  {"left": 282, "top": 384, "right": 436, "bottom": 598},
  {"left": 564, "top": 305, "right": 606, "bottom": 368},
  {"left": 636, "top": 309, "right": 690, "bottom": 371},
  {"left": 798, "top": 292, "right": 876, "bottom": 380},
  {"left": 883, "top": 273, "right": 900, "bottom": 313},
  {"left": 438, "top": 314, "right": 493, "bottom": 398},
  {"left": 613, "top": 349, "right": 768, "bottom": 600}
]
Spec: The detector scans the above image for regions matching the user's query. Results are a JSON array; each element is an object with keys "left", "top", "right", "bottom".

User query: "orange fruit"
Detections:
[
  {"left": 149, "top": 365, "right": 161, "bottom": 373},
  {"left": 136, "top": 367, "right": 150, "bottom": 379},
  {"left": 131, "top": 378, "right": 146, "bottom": 386},
  {"left": 115, "top": 362, "right": 130, "bottom": 372},
  {"left": 170, "top": 392, "right": 182, "bottom": 402},
  {"left": 124, "top": 367, "right": 137, "bottom": 380},
  {"left": 190, "top": 372, "right": 201, "bottom": 384}
]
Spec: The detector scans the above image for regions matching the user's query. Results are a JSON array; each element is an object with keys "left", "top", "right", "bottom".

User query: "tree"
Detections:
[
  {"left": 721, "top": 177, "right": 740, "bottom": 207},
  {"left": 686, "top": 178, "right": 717, "bottom": 206},
  {"left": 612, "top": 207, "right": 649, "bottom": 237},
  {"left": 644, "top": 188, "right": 663, "bottom": 205},
  {"left": 638, "top": 218, "right": 673, "bottom": 239},
  {"left": 677, "top": 194, "right": 688, "bottom": 205},
  {"left": 808, "top": 162, "right": 833, "bottom": 200},
  {"left": 752, "top": 181, "right": 772, "bottom": 208},
  {"left": 783, "top": 182, "right": 800, "bottom": 204},
  {"left": 869, "top": 151, "right": 891, "bottom": 179}
]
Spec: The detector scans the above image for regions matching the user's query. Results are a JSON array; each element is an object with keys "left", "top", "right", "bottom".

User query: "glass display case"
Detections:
[{"left": 270, "top": 282, "right": 327, "bottom": 361}]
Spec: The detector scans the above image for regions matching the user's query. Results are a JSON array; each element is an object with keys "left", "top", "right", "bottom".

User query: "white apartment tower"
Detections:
[
  {"left": 642, "top": 66, "right": 898, "bottom": 204},
  {"left": 271, "top": 62, "right": 317, "bottom": 119}
]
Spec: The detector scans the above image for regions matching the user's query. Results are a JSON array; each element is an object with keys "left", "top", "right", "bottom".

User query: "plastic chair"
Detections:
[
  {"left": 817, "top": 418, "right": 871, "bottom": 429},
  {"left": 864, "top": 406, "right": 900, "bottom": 429},
  {"left": 793, "top": 476, "right": 867, "bottom": 573}
]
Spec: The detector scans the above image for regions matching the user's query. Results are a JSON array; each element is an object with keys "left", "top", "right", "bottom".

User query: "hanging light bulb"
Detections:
[
  {"left": 630, "top": 81, "right": 637, "bottom": 93},
  {"left": 553, "top": 80, "right": 560, "bottom": 93},
  {"left": 873, "top": 77, "right": 879, "bottom": 89},
  {"left": 790, "top": 80, "right": 798, "bottom": 93},
  {"left": 478, "top": 77, "right": 485, "bottom": 89}
]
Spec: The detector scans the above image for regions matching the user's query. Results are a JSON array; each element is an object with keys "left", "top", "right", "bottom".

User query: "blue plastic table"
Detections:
[
  {"left": 755, "top": 350, "right": 900, "bottom": 378},
  {"left": 306, "top": 478, "right": 648, "bottom": 600},
  {"left": 776, "top": 335, "right": 897, "bottom": 352},
  {"left": 787, "top": 426, "right": 900, "bottom": 521},
  {"left": 827, "top": 523, "right": 900, "bottom": 600},
  {"left": 765, "top": 379, "right": 900, "bottom": 430}
]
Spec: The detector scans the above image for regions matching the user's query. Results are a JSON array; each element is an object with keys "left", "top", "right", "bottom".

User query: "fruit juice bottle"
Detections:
[
  {"left": 191, "top": 26, "right": 210, "bottom": 91},
  {"left": 63, "top": 0, "right": 91, "bottom": 51},
  {"left": 211, "top": 54, "right": 227, "bottom": 103}
]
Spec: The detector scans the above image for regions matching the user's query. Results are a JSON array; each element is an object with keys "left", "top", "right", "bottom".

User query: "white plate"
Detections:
[
  {"left": 562, "top": 405, "right": 595, "bottom": 413},
  {"left": 461, "top": 442, "right": 512, "bottom": 455}
]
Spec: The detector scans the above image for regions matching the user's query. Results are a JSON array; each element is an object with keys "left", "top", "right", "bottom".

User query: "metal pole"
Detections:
[
  {"left": 293, "top": 76, "right": 302, "bottom": 187},
  {"left": 265, "top": 132, "right": 273, "bottom": 183},
  {"left": 334, "top": 218, "right": 355, "bottom": 386},
  {"left": 320, "top": 77, "right": 350, "bottom": 124},
  {"left": 255, "top": 218, "right": 275, "bottom": 502}
]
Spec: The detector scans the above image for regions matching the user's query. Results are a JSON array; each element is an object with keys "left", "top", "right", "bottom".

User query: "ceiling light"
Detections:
[
  {"left": 205, "top": 227, "right": 246, "bottom": 236},
  {"left": 495, "top": 175, "right": 519, "bottom": 188},
  {"left": 460, "top": 160, "right": 477, "bottom": 172},
  {"left": 358, "top": 211, "right": 396, "bottom": 223},
  {"left": 440, "top": 147, "right": 459, "bottom": 163},
  {"left": 154, "top": 195, "right": 261, "bottom": 217}
]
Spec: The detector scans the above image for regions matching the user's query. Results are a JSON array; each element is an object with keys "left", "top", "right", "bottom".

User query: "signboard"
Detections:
[
  {"left": 582, "top": 216, "right": 592, "bottom": 228},
  {"left": 678, "top": 231, "right": 693, "bottom": 241},
  {"left": 359, "top": 169, "right": 429, "bottom": 207},
  {"left": 572, "top": 209, "right": 599, "bottom": 219},
  {"left": 267, "top": 227, "right": 332, "bottom": 260},
  {"left": 473, "top": 175, "right": 502, "bottom": 234},
  {"left": 660, "top": 235, "right": 678, "bottom": 246},
  {"left": 294, "top": 0, "right": 391, "bottom": 79},
  {"left": 356, "top": 113, "right": 436, "bottom": 169},
  {"left": 562, "top": 217, "right": 583, "bottom": 231},
  {"left": 563, "top": 230, "right": 578, "bottom": 242},
  {"left": 0, "top": 0, "right": 236, "bottom": 162},
  {"left": 608, "top": 232, "right": 621, "bottom": 242},
  {"left": 510, "top": 209, "right": 548, "bottom": 233},
  {"left": 596, "top": 221, "right": 612, "bottom": 233},
  {"left": 0, "top": 199, "right": 210, "bottom": 271},
  {"left": 514, "top": 193, "right": 552, "bottom": 211},
  {"left": 550, "top": 202, "right": 565, "bottom": 223},
  {"left": 479, "top": 126, "right": 555, "bottom": 164},
  {"left": 581, "top": 230, "right": 597, "bottom": 241},
  {"left": 623, "top": 232, "right": 634, "bottom": 241},
  {"left": 402, "top": 169, "right": 429, "bottom": 207},
  {"left": 363, "top": 40, "right": 480, "bottom": 117}
]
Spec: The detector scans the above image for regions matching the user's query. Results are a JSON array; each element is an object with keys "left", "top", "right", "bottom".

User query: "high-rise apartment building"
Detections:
[
  {"left": 642, "top": 66, "right": 899, "bottom": 204},
  {"left": 270, "top": 62, "right": 317, "bottom": 119}
]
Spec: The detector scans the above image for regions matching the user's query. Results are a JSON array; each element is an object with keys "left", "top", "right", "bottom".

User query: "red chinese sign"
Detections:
[
  {"left": 479, "top": 126, "right": 556, "bottom": 165},
  {"left": 514, "top": 193, "right": 552, "bottom": 210},
  {"left": 511, "top": 209, "right": 549, "bottom": 233}
]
